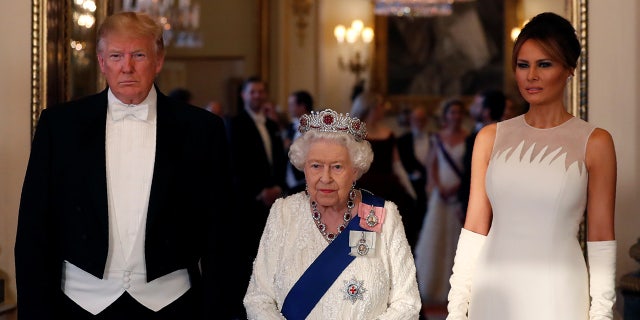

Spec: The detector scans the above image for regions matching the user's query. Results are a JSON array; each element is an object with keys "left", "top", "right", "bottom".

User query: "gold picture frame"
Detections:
[{"left": 31, "top": 0, "right": 113, "bottom": 135}]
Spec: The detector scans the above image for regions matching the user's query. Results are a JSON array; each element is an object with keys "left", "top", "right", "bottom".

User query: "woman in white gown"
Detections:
[
  {"left": 243, "top": 109, "right": 421, "bottom": 319},
  {"left": 446, "top": 12, "right": 617, "bottom": 320},
  {"left": 414, "top": 99, "right": 468, "bottom": 306}
]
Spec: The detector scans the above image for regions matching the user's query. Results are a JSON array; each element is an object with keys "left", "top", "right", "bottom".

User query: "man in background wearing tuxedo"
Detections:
[
  {"left": 226, "top": 76, "right": 288, "bottom": 319},
  {"left": 284, "top": 90, "right": 314, "bottom": 194},
  {"left": 458, "top": 89, "right": 505, "bottom": 216}
]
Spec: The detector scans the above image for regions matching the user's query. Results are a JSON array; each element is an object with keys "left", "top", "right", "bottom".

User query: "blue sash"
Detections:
[{"left": 281, "top": 191, "right": 384, "bottom": 319}]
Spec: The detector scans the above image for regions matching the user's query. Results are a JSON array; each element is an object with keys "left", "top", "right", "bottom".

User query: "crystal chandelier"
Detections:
[
  {"left": 121, "top": 0, "right": 203, "bottom": 48},
  {"left": 374, "top": 0, "right": 475, "bottom": 17}
]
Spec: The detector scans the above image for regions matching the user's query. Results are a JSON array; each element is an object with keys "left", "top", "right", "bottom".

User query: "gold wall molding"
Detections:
[{"left": 291, "top": 0, "right": 313, "bottom": 46}]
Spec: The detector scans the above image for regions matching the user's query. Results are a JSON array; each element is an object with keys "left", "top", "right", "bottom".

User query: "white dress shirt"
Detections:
[{"left": 246, "top": 106, "right": 273, "bottom": 165}]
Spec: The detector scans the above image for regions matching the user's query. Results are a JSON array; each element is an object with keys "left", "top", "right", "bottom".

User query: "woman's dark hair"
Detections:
[
  {"left": 440, "top": 98, "right": 465, "bottom": 122},
  {"left": 512, "top": 12, "right": 581, "bottom": 71}
]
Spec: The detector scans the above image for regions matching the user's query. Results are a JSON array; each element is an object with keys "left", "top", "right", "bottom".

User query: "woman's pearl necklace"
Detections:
[{"left": 311, "top": 190, "right": 356, "bottom": 242}]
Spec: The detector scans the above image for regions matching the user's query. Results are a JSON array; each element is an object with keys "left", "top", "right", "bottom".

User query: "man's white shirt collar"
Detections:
[{"left": 108, "top": 87, "right": 157, "bottom": 122}]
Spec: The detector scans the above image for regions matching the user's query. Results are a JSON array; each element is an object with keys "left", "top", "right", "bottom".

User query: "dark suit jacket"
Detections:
[
  {"left": 397, "top": 132, "right": 428, "bottom": 184},
  {"left": 15, "top": 87, "right": 233, "bottom": 319},
  {"left": 225, "top": 107, "right": 287, "bottom": 318},
  {"left": 397, "top": 132, "right": 428, "bottom": 212},
  {"left": 227, "top": 108, "right": 287, "bottom": 207},
  {"left": 396, "top": 132, "right": 429, "bottom": 250}
]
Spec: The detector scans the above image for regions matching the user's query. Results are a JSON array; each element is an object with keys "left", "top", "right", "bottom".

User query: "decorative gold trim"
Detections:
[
  {"left": 567, "top": 0, "right": 588, "bottom": 121},
  {"left": 565, "top": 0, "right": 589, "bottom": 255},
  {"left": 371, "top": 15, "right": 388, "bottom": 100},
  {"left": 30, "top": 1, "right": 114, "bottom": 136},
  {"left": 31, "top": 0, "right": 46, "bottom": 136},
  {"left": 31, "top": 0, "right": 70, "bottom": 136},
  {"left": 291, "top": 0, "right": 313, "bottom": 46}
]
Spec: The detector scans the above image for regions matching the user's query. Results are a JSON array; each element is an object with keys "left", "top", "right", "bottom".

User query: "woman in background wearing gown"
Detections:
[
  {"left": 350, "top": 92, "right": 420, "bottom": 251},
  {"left": 446, "top": 12, "right": 617, "bottom": 320},
  {"left": 414, "top": 98, "right": 468, "bottom": 307}
]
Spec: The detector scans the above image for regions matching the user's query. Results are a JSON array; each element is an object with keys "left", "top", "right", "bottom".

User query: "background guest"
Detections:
[
  {"left": 226, "top": 76, "right": 287, "bottom": 319},
  {"left": 168, "top": 87, "right": 193, "bottom": 104},
  {"left": 501, "top": 94, "right": 524, "bottom": 121},
  {"left": 350, "top": 91, "right": 420, "bottom": 251},
  {"left": 204, "top": 100, "right": 224, "bottom": 117},
  {"left": 414, "top": 98, "right": 469, "bottom": 308},
  {"left": 285, "top": 90, "right": 314, "bottom": 194},
  {"left": 397, "top": 105, "right": 433, "bottom": 238},
  {"left": 458, "top": 89, "right": 505, "bottom": 216}
]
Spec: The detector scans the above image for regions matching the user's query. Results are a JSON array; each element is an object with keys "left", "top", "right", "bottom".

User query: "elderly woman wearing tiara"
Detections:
[{"left": 243, "top": 109, "right": 421, "bottom": 319}]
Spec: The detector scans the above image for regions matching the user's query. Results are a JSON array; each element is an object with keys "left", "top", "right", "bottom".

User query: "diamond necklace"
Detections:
[{"left": 311, "top": 190, "right": 356, "bottom": 242}]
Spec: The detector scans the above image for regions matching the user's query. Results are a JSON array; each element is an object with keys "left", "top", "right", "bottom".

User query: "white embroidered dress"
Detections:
[
  {"left": 468, "top": 115, "right": 595, "bottom": 319},
  {"left": 244, "top": 192, "right": 421, "bottom": 319}
]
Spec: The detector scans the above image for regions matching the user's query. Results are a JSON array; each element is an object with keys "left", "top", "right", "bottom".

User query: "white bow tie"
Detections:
[{"left": 111, "top": 102, "right": 149, "bottom": 121}]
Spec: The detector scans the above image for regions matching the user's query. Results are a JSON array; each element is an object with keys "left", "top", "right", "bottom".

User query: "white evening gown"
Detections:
[
  {"left": 414, "top": 138, "right": 465, "bottom": 305},
  {"left": 468, "top": 115, "right": 594, "bottom": 320}
]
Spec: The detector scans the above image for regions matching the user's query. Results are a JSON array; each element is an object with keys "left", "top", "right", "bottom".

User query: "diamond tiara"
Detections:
[{"left": 298, "top": 108, "right": 367, "bottom": 142}]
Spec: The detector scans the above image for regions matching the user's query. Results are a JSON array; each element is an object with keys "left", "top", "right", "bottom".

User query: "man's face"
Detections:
[
  {"left": 287, "top": 95, "right": 298, "bottom": 116},
  {"left": 410, "top": 108, "right": 427, "bottom": 131},
  {"left": 242, "top": 82, "right": 267, "bottom": 112},
  {"left": 97, "top": 33, "right": 164, "bottom": 104},
  {"left": 288, "top": 95, "right": 306, "bottom": 118}
]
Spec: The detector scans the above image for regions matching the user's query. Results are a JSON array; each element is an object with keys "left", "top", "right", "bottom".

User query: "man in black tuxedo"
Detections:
[
  {"left": 458, "top": 89, "right": 506, "bottom": 217},
  {"left": 226, "top": 76, "right": 288, "bottom": 319},
  {"left": 397, "top": 106, "right": 432, "bottom": 248},
  {"left": 284, "top": 90, "right": 314, "bottom": 194},
  {"left": 15, "top": 11, "right": 232, "bottom": 319}
]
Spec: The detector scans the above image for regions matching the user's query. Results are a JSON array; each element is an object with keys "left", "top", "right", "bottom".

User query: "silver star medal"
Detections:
[{"left": 343, "top": 277, "right": 366, "bottom": 303}]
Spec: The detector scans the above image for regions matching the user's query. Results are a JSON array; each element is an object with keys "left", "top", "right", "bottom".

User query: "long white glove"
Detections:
[
  {"left": 446, "top": 228, "right": 486, "bottom": 320},
  {"left": 588, "top": 240, "right": 617, "bottom": 320}
]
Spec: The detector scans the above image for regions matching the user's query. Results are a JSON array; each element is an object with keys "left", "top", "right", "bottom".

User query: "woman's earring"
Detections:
[
  {"left": 349, "top": 182, "right": 357, "bottom": 201},
  {"left": 347, "top": 182, "right": 356, "bottom": 209}
]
